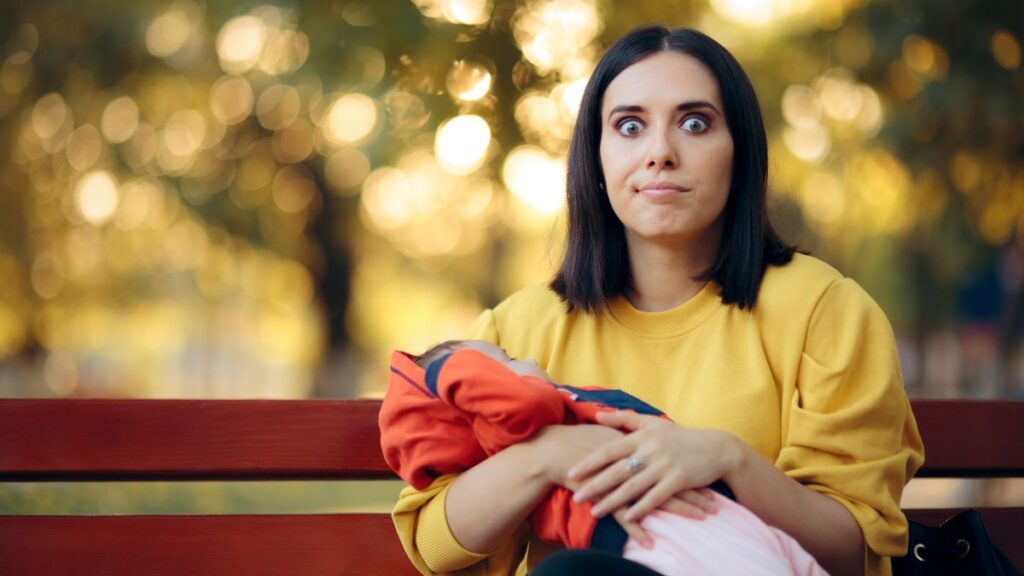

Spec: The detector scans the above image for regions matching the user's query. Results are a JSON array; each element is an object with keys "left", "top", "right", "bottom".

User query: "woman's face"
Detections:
[{"left": 599, "top": 51, "right": 734, "bottom": 251}]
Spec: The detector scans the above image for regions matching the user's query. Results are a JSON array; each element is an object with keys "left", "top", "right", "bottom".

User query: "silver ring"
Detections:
[{"left": 625, "top": 456, "right": 645, "bottom": 475}]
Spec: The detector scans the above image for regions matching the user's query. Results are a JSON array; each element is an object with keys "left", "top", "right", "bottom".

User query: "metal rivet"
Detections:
[
  {"left": 913, "top": 543, "right": 928, "bottom": 562},
  {"left": 955, "top": 538, "right": 971, "bottom": 558}
]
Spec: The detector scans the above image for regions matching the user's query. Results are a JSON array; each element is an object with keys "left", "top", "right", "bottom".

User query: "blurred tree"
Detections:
[{"left": 0, "top": 0, "right": 1021, "bottom": 398}]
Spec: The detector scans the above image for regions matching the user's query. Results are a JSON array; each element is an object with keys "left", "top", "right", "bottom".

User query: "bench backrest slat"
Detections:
[
  {"left": 2, "top": 399, "right": 1023, "bottom": 480},
  {"left": 0, "top": 399, "right": 389, "bottom": 481},
  {"left": 0, "top": 514, "right": 420, "bottom": 576},
  {"left": 909, "top": 400, "right": 1024, "bottom": 477}
]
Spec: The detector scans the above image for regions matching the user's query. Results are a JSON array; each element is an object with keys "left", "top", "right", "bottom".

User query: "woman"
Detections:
[{"left": 391, "top": 25, "right": 924, "bottom": 576}]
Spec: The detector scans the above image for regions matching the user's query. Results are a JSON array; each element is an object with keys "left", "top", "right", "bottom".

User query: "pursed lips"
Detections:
[{"left": 636, "top": 182, "right": 692, "bottom": 200}]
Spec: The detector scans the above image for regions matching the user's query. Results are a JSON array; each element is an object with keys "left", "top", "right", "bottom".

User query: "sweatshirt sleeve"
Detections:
[
  {"left": 776, "top": 278, "right": 925, "bottom": 573},
  {"left": 392, "top": 474, "right": 530, "bottom": 575},
  {"left": 468, "top": 308, "right": 500, "bottom": 344}
]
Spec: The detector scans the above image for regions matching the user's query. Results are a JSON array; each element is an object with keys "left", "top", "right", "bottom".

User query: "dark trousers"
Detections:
[{"left": 532, "top": 549, "right": 664, "bottom": 575}]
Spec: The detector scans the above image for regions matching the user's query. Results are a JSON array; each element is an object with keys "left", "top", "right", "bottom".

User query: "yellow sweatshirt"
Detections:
[{"left": 392, "top": 253, "right": 925, "bottom": 576}]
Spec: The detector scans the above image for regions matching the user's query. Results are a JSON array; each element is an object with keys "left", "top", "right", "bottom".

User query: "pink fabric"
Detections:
[{"left": 623, "top": 493, "right": 828, "bottom": 576}]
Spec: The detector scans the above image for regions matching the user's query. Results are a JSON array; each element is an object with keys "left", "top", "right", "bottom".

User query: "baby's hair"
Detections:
[{"left": 414, "top": 339, "right": 465, "bottom": 368}]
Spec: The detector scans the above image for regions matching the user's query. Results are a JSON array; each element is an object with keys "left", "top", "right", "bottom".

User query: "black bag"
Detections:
[{"left": 892, "top": 509, "right": 1022, "bottom": 576}]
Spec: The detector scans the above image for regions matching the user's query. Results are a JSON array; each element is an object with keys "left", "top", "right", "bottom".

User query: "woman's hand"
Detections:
[
  {"left": 526, "top": 423, "right": 625, "bottom": 486},
  {"left": 567, "top": 410, "right": 741, "bottom": 522},
  {"left": 526, "top": 423, "right": 718, "bottom": 545},
  {"left": 608, "top": 488, "right": 719, "bottom": 547}
]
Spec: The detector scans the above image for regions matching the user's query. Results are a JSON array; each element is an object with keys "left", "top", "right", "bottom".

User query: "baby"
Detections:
[{"left": 380, "top": 340, "right": 826, "bottom": 576}]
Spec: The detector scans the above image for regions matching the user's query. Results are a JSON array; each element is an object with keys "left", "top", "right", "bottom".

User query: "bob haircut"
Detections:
[{"left": 550, "top": 25, "right": 794, "bottom": 312}]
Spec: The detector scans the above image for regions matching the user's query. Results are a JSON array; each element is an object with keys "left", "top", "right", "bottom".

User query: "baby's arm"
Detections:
[{"left": 427, "top": 349, "right": 566, "bottom": 453}]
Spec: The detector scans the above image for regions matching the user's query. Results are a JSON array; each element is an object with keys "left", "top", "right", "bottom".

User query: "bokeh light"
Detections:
[
  {"left": 32, "top": 93, "right": 70, "bottom": 141},
  {"left": 216, "top": 15, "right": 267, "bottom": 74},
  {"left": 0, "top": 0, "right": 1021, "bottom": 414},
  {"left": 325, "top": 148, "right": 371, "bottom": 194},
  {"left": 272, "top": 165, "right": 318, "bottom": 213},
  {"left": 66, "top": 125, "right": 103, "bottom": 171},
  {"left": 209, "top": 76, "right": 254, "bottom": 125},
  {"left": 256, "top": 84, "right": 301, "bottom": 131},
  {"left": 781, "top": 85, "right": 820, "bottom": 128},
  {"left": 258, "top": 28, "right": 310, "bottom": 76},
  {"left": 502, "top": 145, "right": 566, "bottom": 214},
  {"left": 512, "top": 0, "right": 601, "bottom": 77},
  {"left": 446, "top": 60, "right": 493, "bottom": 101},
  {"left": 74, "top": 171, "right": 120, "bottom": 226},
  {"left": 783, "top": 124, "right": 829, "bottom": 163},
  {"left": 434, "top": 115, "right": 491, "bottom": 175},
  {"left": 101, "top": 97, "right": 141, "bottom": 144},
  {"left": 412, "top": 0, "right": 493, "bottom": 25},
  {"left": 162, "top": 109, "right": 206, "bottom": 157},
  {"left": 362, "top": 167, "right": 413, "bottom": 230},
  {"left": 146, "top": 2, "right": 201, "bottom": 59},
  {"left": 323, "top": 93, "right": 378, "bottom": 145},
  {"left": 991, "top": 31, "right": 1021, "bottom": 70}
]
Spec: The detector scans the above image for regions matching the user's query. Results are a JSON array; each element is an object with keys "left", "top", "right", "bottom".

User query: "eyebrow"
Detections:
[{"left": 607, "top": 100, "right": 722, "bottom": 119}]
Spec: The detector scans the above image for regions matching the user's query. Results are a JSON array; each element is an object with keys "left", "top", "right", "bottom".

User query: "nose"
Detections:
[{"left": 646, "top": 125, "right": 678, "bottom": 170}]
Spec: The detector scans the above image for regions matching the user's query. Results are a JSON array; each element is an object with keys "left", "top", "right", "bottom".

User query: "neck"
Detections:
[{"left": 625, "top": 235, "right": 718, "bottom": 312}]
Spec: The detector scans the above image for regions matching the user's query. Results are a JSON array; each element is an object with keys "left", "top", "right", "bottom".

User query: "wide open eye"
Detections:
[
  {"left": 681, "top": 116, "right": 709, "bottom": 133},
  {"left": 617, "top": 119, "right": 643, "bottom": 136}
]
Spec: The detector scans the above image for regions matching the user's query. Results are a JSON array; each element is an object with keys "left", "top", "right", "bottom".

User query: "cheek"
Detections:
[
  {"left": 598, "top": 137, "right": 614, "bottom": 177},
  {"left": 699, "top": 140, "right": 734, "bottom": 191},
  {"left": 599, "top": 139, "right": 633, "bottom": 185}
]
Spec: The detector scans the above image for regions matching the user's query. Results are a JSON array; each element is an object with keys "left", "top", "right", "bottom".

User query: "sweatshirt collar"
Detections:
[{"left": 605, "top": 282, "right": 721, "bottom": 338}]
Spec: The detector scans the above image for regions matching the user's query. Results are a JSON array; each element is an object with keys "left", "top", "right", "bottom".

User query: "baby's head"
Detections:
[{"left": 416, "top": 339, "right": 549, "bottom": 380}]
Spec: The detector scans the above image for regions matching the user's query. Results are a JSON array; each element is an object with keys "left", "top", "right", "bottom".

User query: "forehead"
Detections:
[
  {"left": 462, "top": 340, "right": 506, "bottom": 358},
  {"left": 601, "top": 51, "right": 723, "bottom": 114}
]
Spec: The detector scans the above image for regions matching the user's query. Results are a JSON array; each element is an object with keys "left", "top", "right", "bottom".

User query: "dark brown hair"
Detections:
[{"left": 550, "top": 25, "right": 793, "bottom": 312}]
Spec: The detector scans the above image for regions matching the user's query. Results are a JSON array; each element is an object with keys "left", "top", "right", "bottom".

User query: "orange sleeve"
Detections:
[
  {"left": 433, "top": 349, "right": 566, "bottom": 455},
  {"left": 379, "top": 351, "right": 488, "bottom": 490}
]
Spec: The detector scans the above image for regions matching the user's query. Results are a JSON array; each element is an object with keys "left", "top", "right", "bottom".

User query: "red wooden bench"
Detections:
[{"left": 1, "top": 398, "right": 1022, "bottom": 575}]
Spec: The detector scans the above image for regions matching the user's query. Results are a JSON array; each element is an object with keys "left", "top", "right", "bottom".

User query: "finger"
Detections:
[
  {"left": 590, "top": 469, "right": 657, "bottom": 518},
  {"left": 677, "top": 488, "right": 718, "bottom": 514},
  {"left": 567, "top": 437, "right": 635, "bottom": 481},
  {"left": 594, "top": 410, "right": 648, "bottom": 432},
  {"left": 658, "top": 496, "right": 708, "bottom": 520},
  {"left": 622, "top": 479, "right": 683, "bottom": 522},
  {"left": 573, "top": 452, "right": 644, "bottom": 503},
  {"left": 613, "top": 508, "right": 652, "bottom": 549}
]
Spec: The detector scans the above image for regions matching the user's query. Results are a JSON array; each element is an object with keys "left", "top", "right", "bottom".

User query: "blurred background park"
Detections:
[{"left": 1, "top": 0, "right": 1022, "bottom": 517}]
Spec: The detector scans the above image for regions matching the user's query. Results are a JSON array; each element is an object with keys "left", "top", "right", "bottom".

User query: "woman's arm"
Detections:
[
  {"left": 721, "top": 432, "right": 864, "bottom": 576},
  {"left": 444, "top": 442, "right": 551, "bottom": 554},
  {"left": 570, "top": 411, "right": 863, "bottom": 576},
  {"left": 445, "top": 424, "right": 626, "bottom": 554}
]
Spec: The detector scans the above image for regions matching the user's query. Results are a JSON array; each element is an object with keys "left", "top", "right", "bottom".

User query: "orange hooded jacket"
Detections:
[{"left": 379, "top": 347, "right": 731, "bottom": 552}]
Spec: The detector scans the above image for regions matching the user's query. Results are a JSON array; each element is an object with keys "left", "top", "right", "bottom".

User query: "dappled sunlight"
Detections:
[
  {"left": 512, "top": 0, "right": 601, "bottom": 78},
  {"left": 708, "top": 0, "right": 855, "bottom": 29},
  {"left": 322, "top": 93, "right": 378, "bottom": 146},
  {"left": 502, "top": 145, "right": 566, "bottom": 216},
  {"left": 361, "top": 150, "right": 496, "bottom": 259},
  {"left": 411, "top": 0, "right": 493, "bottom": 25},
  {"left": 434, "top": 114, "right": 491, "bottom": 175},
  {"left": 74, "top": 171, "right": 120, "bottom": 226},
  {"left": 446, "top": 60, "right": 493, "bottom": 102},
  {"left": 0, "top": 0, "right": 1020, "bottom": 407}
]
